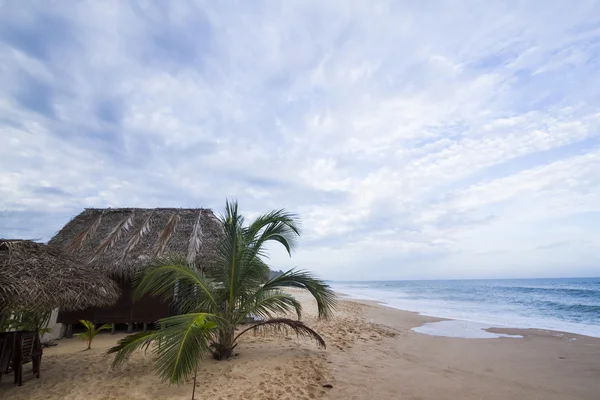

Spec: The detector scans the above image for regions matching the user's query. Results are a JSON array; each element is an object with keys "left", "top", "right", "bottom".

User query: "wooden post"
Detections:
[
  {"left": 128, "top": 300, "right": 135, "bottom": 334},
  {"left": 143, "top": 322, "right": 148, "bottom": 332},
  {"left": 66, "top": 324, "right": 73, "bottom": 338},
  {"left": 0, "top": 311, "right": 7, "bottom": 330},
  {"left": 111, "top": 323, "right": 116, "bottom": 334}
]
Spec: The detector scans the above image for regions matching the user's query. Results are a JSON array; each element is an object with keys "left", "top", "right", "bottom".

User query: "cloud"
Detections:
[
  {"left": 1, "top": 1, "right": 599, "bottom": 279},
  {"left": 536, "top": 241, "right": 572, "bottom": 250}
]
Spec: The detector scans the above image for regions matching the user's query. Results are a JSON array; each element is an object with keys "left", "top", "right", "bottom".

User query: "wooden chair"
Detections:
[
  {"left": 0, "top": 335, "right": 8, "bottom": 382},
  {"left": 13, "top": 331, "right": 42, "bottom": 386},
  {"left": 0, "top": 332, "right": 15, "bottom": 383}
]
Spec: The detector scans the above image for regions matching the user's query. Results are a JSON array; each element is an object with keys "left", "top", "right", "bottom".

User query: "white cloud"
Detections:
[{"left": 1, "top": 0, "right": 599, "bottom": 279}]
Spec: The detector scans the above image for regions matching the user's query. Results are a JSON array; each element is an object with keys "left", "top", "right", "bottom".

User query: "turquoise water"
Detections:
[{"left": 331, "top": 278, "right": 600, "bottom": 337}]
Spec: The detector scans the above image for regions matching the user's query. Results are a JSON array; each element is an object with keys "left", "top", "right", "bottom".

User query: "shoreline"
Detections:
[{"left": 335, "top": 290, "right": 600, "bottom": 339}]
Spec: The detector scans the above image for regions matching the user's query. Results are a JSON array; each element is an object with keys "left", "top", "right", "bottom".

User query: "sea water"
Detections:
[{"left": 330, "top": 278, "right": 600, "bottom": 338}]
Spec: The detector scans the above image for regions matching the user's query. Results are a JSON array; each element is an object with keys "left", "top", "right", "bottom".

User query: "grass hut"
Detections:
[
  {"left": 0, "top": 239, "right": 119, "bottom": 318},
  {"left": 48, "top": 208, "right": 222, "bottom": 333}
]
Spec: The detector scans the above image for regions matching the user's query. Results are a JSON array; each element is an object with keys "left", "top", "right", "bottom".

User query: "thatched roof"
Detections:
[
  {"left": 49, "top": 208, "right": 222, "bottom": 279},
  {"left": 0, "top": 239, "right": 120, "bottom": 313}
]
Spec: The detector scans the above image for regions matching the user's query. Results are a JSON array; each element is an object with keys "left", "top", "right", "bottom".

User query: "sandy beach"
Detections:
[{"left": 1, "top": 291, "right": 599, "bottom": 400}]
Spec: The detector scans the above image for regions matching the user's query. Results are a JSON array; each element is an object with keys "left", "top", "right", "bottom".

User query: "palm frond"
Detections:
[
  {"left": 92, "top": 212, "right": 135, "bottom": 260},
  {"left": 245, "top": 209, "right": 301, "bottom": 257},
  {"left": 122, "top": 211, "right": 154, "bottom": 261},
  {"left": 235, "top": 290, "right": 302, "bottom": 324},
  {"left": 154, "top": 212, "right": 181, "bottom": 257},
  {"left": 187, "top": 210, "right": 203, "bottom": 265},
  {"left": 235, "top": 257, "right": 270, "bottom": 297},
  {"left": 65, "top": 211, "right": 104, "bottom": 253},
  {"left": 97, "top": 323, "right": 112, "bottom": 332},
  {"left": 133, "top": 258, "right": 218, "bottom": 313},
  {"left": 222, "top": 199, "right": 245, "bottom": 227},
  {"left": 79, "top": 319, "right": 94, "bottom": 331},
  {"left": 234, "top": 318, "right": 326, "bottom": 349},
  {"left": 215, "top": 200, "right": 247, "bottom": 310},
  {"left": 152, "top": 314, "right": 216, "bottom": 384},
  {"left": 260, "top": 269, "right": 337, "bottom": 319},
  {"left": 108, "top": 313, "right": 216, "bottom": 385},
  {"left": 108, "top": 330, "right": 158, "bottom": 368},
  {"left": 213, "top": 201, "right": 303, "bottom": 309},
  {"left": 74, "top": 332, "right": 90, "bottom": 341}
]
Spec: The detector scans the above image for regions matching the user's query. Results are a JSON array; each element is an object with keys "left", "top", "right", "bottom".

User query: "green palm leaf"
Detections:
[
  {"left": 259, "top": 269, "right": 337, "bottom": 319},
  {"left": 153, "top": 314, "right": 216, "bottom": 384},
  {"left": 235, "top": 290, "right": 302, "bottom": 324},
  {"left": 108, "top": 313, "right": 216, "bottom": 385},
  {"left": 108, "top": 330, "right": 157, "bottom": 367},
  {"left": 134, "top": 258, "right": 218, "bottom": 314},
  {"left": 234, "top": 318, "right": 326, "bottom": 349}
]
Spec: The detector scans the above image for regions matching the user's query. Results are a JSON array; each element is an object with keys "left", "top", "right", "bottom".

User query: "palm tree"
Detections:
[
  {"left": 108, "top": 200, "right": 337, "bottom": 382},
  {"left": 75, "top": 319, "right": 112, "bottom": 350}
]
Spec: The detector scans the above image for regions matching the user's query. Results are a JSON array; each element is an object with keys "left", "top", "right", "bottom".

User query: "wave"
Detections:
[
  {"left": 497, "top": 286, "right": 600, "bottom": 298},
  {"left": 522, "top": 300, "right": 600, "bottom": 315},
  {"left": 331, "top": 278, "right": 600, "bottom": 338}
]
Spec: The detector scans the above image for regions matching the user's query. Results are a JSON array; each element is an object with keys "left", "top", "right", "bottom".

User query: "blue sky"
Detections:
[{"left": 1, "top": 1, "right": 599, "bottom": 280}]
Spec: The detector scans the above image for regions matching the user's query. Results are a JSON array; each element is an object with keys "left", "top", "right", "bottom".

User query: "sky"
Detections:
[{"left": 1, "top": 1, "right": 599, "bottom": 281}]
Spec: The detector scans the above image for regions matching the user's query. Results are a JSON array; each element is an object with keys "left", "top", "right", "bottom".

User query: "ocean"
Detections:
[{"left": 330, "top": 277, "right": 600, "bottom": 338}]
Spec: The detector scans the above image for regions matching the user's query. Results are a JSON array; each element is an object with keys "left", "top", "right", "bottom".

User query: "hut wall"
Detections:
[
  {"left": 42, "top": 309, "right": 64, "bottom": 342},
  {"left": 57, "top": 279, "right": 171, "bottom": 325}
]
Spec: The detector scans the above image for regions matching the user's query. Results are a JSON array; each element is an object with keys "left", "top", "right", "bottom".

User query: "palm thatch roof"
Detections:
[
  {"left": 49, "top": 208, "right": 222, "bottom": 279},
  {"left": 0, "top": 239, "right": 120, "bottom": 313}
]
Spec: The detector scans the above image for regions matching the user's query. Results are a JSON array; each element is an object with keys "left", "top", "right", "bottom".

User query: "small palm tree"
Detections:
[
  {"left": 75, "top": 319, "right": 111, "bottom": 350},
  {"left": 108, "top": 200, "right": 336, "bottom": 384}
]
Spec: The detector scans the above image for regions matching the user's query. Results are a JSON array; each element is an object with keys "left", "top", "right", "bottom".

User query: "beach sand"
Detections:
[{"left": 1, "top": 291, "right": 599, "bottom": 400}]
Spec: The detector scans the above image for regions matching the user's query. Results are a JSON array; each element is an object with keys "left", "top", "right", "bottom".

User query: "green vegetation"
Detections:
[
  {"left": 0, "top": 309, "right": 52, "bottom": 336},
  {"left": 75, "top": 319, "right": 111, "bottom": 350},
  {"left": 108, "top": 200, "right": 337, "bottom": 396},
  {"left": 269, "top": 269, "right": 285, "bottom": 279}
]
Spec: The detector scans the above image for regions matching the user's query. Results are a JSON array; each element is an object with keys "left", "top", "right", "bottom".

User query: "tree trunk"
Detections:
[
  {"left": 191, "top": 361, "right": 199, "bottom": 400},
  {"left": 212, "top": 327, "right": 236, "bottom": 360}
]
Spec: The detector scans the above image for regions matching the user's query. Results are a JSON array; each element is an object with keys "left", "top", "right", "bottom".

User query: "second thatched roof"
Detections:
[
  {"left": 0, "top": 239, "right": 120, "bottom": 313},
  {"left": 49, "top": 208, "right": 222, "bottom": 279}
]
